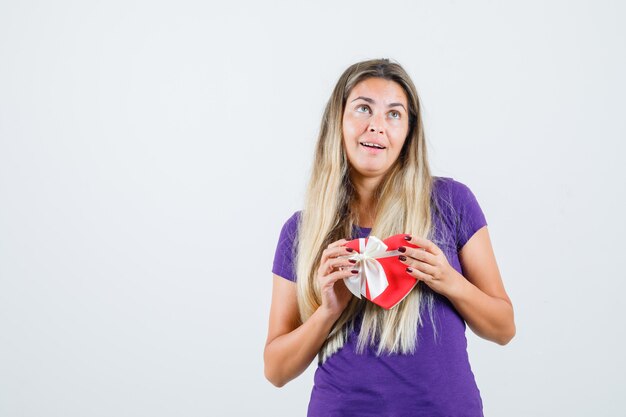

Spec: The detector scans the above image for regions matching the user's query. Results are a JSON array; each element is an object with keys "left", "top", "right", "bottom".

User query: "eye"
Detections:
[
  {"left": 389, "top": 110, "right": 401, "bottom": 119},
  {"left": 356, "top": 104, "right": 371, "bottom": 113}
]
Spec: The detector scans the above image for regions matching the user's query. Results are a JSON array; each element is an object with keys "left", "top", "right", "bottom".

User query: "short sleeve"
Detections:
[
  {"left": 271, "top": 211, "right": 301, "bottom": 282},
  {"left": 452, "top": 180, "right": 488, "bottom": 251}
]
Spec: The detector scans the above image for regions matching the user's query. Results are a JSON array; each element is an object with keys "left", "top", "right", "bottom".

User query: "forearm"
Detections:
[
  {"left": 446, "top": 271, "right": 516, "bottom": 345},
  {"left": 264, "top": 307, "right": 339, "bottom": 387}
]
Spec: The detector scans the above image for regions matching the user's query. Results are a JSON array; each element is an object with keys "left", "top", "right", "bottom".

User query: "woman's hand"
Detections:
[
  {"left": 398, "top": 235, "right": 465, "bottom": 298},
  {"left": 316, "top": 238, "right": 358, "bottom": 319}
]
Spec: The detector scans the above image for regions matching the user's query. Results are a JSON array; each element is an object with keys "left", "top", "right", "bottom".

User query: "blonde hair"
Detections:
[{"left": 295, "top": 58, "right": 440, "bottom": 364}]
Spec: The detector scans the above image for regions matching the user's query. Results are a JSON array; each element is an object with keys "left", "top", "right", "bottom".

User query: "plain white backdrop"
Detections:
[{"left": 1, "top": 1, "right": 624, "bottom": 416}]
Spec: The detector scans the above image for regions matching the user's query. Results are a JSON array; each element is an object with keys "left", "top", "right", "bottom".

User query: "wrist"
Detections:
[
  {"left": 317, "top": 305, "right": 342, "bottom": 323},
  {"left": 444, "top": 269, "right": 471, "bottom": 302}
]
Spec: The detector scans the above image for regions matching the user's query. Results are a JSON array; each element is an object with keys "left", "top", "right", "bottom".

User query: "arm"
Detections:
[
  {"left": 448, "top": 226, "right": 515, "bottom": 345},
  {"left": 401, "top": 226, "right": 515, "bottom": 345},
  {"left": 263, "top": 274, "right": 341, "bottom": 388}
]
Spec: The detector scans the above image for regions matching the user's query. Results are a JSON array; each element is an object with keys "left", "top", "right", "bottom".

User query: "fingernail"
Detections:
[
  {"left": 404, "top": 235, "right": 412, "bottom": 240},
  {"left": 406, "top": 267, "right": 413, "bottom": 273},
  {"left": 351, "top": 269, "right": 358, "bottom": 274},
  {"left": 346, "top": 247, "right": 354, "bottom": 252},
  {"left": 398, "top": 246, "right": 406, "bottom": 253},
  {"left": 399, "top": 255, "right": 407, "bottom": 261},
  {"left": 349, "top": 259, "right": 357, "bottom": 264}
]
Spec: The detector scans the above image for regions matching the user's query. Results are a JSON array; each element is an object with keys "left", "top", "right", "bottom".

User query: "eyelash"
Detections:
[{"left": 356, "top": 105, "right": 401, "bottom": 119}]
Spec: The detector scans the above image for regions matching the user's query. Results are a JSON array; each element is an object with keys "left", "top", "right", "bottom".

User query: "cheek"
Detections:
[
  {"left": 343, "top": 115, "right": 367, "bottom": 139},
  {"left": 389, "top": 124, "right": 409, "bottom": 144}
]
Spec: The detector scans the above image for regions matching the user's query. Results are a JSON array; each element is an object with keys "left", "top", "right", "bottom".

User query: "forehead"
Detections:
[{"left": 347, "top": 77, "right": 408, "bottom": 105}]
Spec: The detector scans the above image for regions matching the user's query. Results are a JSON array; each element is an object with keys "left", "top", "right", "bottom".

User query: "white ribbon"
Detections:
[{"left": 342, "top": 236, "right": 403, "bottom": 300}]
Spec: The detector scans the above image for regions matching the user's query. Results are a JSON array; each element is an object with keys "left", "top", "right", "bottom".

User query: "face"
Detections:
[{"left": 342, "top": 77, "right": 410, "bottom": 181}]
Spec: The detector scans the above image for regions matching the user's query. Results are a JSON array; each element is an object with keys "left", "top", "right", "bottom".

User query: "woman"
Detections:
[{"left": 264, "top": 58, "right": 515, "bottom": 416}]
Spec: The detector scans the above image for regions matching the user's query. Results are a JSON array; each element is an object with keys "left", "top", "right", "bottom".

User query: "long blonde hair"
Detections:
[{"left": 295, "top": 58, "right": 439, "bottom": 364}]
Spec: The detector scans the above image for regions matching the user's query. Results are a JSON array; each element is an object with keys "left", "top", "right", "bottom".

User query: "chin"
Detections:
[{"left": 352, "top": 165, "right": 388, "bottom": 177}]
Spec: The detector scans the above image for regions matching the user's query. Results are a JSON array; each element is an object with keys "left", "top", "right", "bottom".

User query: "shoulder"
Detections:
[
  {"left": 272, "top": 210, "right": 303, "bottom": 282},
  {"left": 276, "top": 210, "right": 302, "bottom": 249},
  {"left": 432, "top": 176, "right": 482, "bottom": 212},
  {"left": 280, "top": 210, "right": 302, "bottom": 235},
  {"left": 432, "top": 176, "right": 475, "bottom": 200},
  {"left": 431, "top": 176, "right": 487, "bottom": 249}
]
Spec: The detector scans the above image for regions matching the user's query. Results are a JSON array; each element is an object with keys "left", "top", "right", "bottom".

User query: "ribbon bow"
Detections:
[{"left": 343, "top": 236, "right": 403, "bottom": 300}]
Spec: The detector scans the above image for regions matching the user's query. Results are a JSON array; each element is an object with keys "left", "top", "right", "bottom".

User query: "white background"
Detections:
[{"left": 1, "top": 1, "right": 625, "bottom": 416}]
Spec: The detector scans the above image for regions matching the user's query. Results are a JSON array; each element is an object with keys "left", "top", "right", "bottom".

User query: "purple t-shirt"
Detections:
[{"left": 272, "top": 177, "right": 488, "bottom": 417}]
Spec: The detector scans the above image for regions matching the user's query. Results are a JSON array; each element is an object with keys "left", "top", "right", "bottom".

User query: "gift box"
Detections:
[{"left": 341, "top": 234, "right": 421, "bottom": 310}]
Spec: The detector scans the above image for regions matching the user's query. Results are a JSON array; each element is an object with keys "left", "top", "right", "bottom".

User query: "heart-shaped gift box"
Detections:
[{"left": 342, "top": 234, "right": 421, "bottom": 310}]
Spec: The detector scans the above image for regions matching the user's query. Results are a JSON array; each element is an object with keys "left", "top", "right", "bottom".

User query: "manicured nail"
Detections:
[
  {"left": 346, "top": 247, "right": 354, "bottom": 252},
  {"left": 351, "top": 269, "right": 359, "bottom": 274},
  {"left": 399, "top": 255, "right": 407, "bottom": 261},
  {"left": 404, "top": 235, "right": 412, "bottom": 240},
  {"left": 349, "top": 259, "right": 357, "bottom": 264},
  {"left": 406, "top": 267, "right": 413, "bottom": 273},
  {"left": 398, "top": 246, "right": 406, "bottom": 253}
]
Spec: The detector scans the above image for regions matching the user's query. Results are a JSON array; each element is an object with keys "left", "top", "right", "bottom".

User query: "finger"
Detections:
[
  {"left": 322, "top": 238, "right": 349, "bottom": 256},
  {"left": 323, "top": 245, "right": 356, "bottom": 261},
  {"left": 398, "top": 254, "right": 437, "bottom": 276},
  {"left": 329, "top": 256, "right": 358, "bottom": 270},
  {"left": 327, "top": 257, "right": 359, "bottom": 277},
  {"left": 400, "top": 245, "right": 436, "bottom": 265},
  {"left": 327, "top": 238, "right": 352, "bottom": 249},
  {"left": 320, "top": 247, "right": 357, "bottom": 275},
  {"left": 405, "top": 266, "right": 433, "bottom": 283},
  {"left": 322, "top": 268, "right": 359, "bottom": 286},
  {"left": 404, "top": 235, "right": 441, "bottom": 256}
]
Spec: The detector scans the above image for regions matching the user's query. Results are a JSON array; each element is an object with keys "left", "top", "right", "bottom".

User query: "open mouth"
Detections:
[{"left": 360, "top": 141, "right": 386, "bottom": 150}]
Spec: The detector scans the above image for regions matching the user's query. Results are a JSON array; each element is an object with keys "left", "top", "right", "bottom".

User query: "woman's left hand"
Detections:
[{"left": 398, "top": 235, "right": 465, "bottom": 298}]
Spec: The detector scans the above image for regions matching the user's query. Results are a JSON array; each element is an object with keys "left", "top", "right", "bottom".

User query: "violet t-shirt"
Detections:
[{"left": 272, "top": 177, "right": 488, "bottom": 417}]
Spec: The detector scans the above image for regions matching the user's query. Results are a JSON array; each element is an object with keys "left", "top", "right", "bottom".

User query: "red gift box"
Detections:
[{"left": 342, "top": 234, "right": 421, "bottom": 310}]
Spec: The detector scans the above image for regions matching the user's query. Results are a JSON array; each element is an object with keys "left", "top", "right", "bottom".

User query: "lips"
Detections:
[{"left": 359, "top": 141, "right": 386, "bottom": 150}]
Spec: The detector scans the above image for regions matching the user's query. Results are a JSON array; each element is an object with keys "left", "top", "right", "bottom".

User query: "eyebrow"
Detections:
[{"left": 351, "top": 96, "right": 407, "bottom": 112}]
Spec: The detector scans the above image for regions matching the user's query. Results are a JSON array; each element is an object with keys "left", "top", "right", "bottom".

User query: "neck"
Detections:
[{"left": 350, "top": 172, "right": 383, "bottom": 228}]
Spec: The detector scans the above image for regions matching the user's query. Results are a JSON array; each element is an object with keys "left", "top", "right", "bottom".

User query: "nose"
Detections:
[{"left": 368, "top": 113, "right": 385, "bottom": 134}]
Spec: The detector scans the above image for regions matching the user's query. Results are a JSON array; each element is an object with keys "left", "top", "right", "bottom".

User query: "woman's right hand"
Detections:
[{"left": 316, "top": 238, "right": 359, "bottom": 319}]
